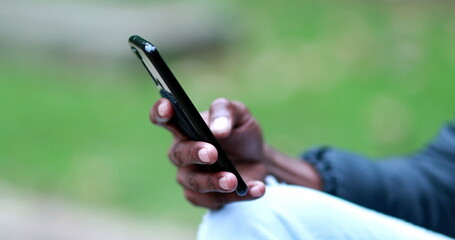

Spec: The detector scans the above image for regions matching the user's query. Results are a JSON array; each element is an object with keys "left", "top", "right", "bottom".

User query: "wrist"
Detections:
[
  {"left": 262, "top": 144, "right": 323, "bottom": 190},
  {"left": 262, "top": 144, "right": 281, "bottom": 175}
]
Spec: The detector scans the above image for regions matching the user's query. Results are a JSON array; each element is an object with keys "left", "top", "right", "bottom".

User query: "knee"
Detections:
[{"left": 197, "top": 185, "right": 330, "bottom": 240}]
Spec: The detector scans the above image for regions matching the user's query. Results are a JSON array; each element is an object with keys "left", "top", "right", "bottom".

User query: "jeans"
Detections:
[{"left": 198, "top": 177, "right": 453, "bottom": 240}]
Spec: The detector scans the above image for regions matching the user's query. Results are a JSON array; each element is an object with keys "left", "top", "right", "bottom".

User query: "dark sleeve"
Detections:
[{"left": 302, "top": 123, "right": 455, "bottom": 237}]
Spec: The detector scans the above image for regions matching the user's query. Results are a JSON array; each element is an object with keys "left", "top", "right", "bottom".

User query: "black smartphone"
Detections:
[{"left": 128, "top": 35, "right": 248, "bottom": 196}]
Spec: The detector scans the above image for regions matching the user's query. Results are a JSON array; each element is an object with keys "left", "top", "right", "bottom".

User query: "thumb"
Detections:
[
  {"left": 210, "top": 116, "right": 232, "bottom": 138},
  {"left": 208, "top": 98, "right": 235, "bottom": 138}
]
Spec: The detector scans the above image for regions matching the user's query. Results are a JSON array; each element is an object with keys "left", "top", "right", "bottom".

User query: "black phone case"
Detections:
[{"left": 129, "top": 35, "right": 248, "bottom": 196}]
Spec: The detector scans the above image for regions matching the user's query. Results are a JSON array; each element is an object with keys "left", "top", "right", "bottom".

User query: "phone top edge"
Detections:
[
  {"left": 129, "top": 35, "right": 157, "bottom": 53},
  {"left": 128, "top": 35, "right": 140, "bottom": 43}
]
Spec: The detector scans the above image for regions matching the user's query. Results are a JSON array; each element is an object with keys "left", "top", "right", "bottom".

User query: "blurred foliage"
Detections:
[{"left": 1, "top": 0, "right": 455, "bottom": 228}]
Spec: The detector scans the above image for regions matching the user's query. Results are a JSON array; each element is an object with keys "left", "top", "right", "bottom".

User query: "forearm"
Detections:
[{"left": 264, "top": 144, "right": 323, "bottom": 190}]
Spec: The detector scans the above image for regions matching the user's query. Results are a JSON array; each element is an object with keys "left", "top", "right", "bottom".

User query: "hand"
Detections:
[{"left": 150, "top": 98, "right": 267, "bottom": 209}]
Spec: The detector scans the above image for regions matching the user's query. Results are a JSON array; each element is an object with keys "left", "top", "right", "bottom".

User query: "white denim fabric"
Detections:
[{"left": 198, "top": 177, "right": 453, "bottom": 240}]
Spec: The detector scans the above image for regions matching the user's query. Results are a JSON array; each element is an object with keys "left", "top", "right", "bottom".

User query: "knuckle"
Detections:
[
  {"left": 169, "top": 142, "right": 184, "bottom": 166},
  {"left": 174, "top": 152, "right": 182, "bottom": 165},
  {"left": 167, "top": 147, "right": 180, "bottom": 166},
  {"left": 188, "top": 174, "right": 200, "bottom": 192},
  {"left": 167, "top": 148, "right": 174, "bottom": 161},
  {"left": 183, "top": 189, "right": 198, "bottom": 206},
  {"left": 207, "top": 176, "right": 216, "bottom": 190},
  {"left": 176, "top": 171, "right": 185, "bottom": 186}
]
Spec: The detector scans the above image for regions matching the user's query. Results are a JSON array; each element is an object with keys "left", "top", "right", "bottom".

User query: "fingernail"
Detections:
[
  {"left": 211, "top": 117, "right": 230, "bottom": 132},
  {"left": 198, "top": 148, "right": 210, "bottom": 163},
  {"left": 218, "top": 176, "right": 231, "bottom": 191},
  {"left": 250, "top": 185, "right": 263, "bottom": 198},
  {"left": 158, "top": 102, "right": 167, "bottom": 118}
]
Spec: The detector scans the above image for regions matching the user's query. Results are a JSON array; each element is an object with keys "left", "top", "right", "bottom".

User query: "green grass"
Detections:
[{"left": 1, "top": 0, "right": 455, "bottom": 228}]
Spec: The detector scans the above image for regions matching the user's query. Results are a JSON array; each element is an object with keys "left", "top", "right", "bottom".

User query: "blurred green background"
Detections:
[{"left": 1, "top": 0, "right": 454, "bottom": 232}]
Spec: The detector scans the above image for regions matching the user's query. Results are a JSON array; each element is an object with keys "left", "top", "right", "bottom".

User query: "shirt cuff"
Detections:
[{"left": 301, "top": 147, "right": 338, "bottom": 195}]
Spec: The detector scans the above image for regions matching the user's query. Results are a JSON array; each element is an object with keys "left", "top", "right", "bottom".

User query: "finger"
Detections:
[
  {"left": 208, "top": 98, "right": 251, "bottom": 138},
  {"left": 247, "top": 180, "right": 266, "bottom": 198},
  {"left": 208, "top": 98, "right": 233, "bottom": 138},
  {"left": 150, "top": 98, "right": 174, "bottom": 124},
  {"left": 169, "top": 140, "right": 218, "bottom": 167},
  {"left": 150, "top": 98, "right": 187, "bottom": 139},
  {"left": 177, "top": 170, "right": 238, "bottom": 193},
  {"left": 183, "top": 180, "right": 266, "bottom": 209}
]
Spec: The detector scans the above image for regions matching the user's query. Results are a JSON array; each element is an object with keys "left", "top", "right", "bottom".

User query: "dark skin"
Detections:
[{"left": 150, "top": 97, "right": 323, "bottom": 209}]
